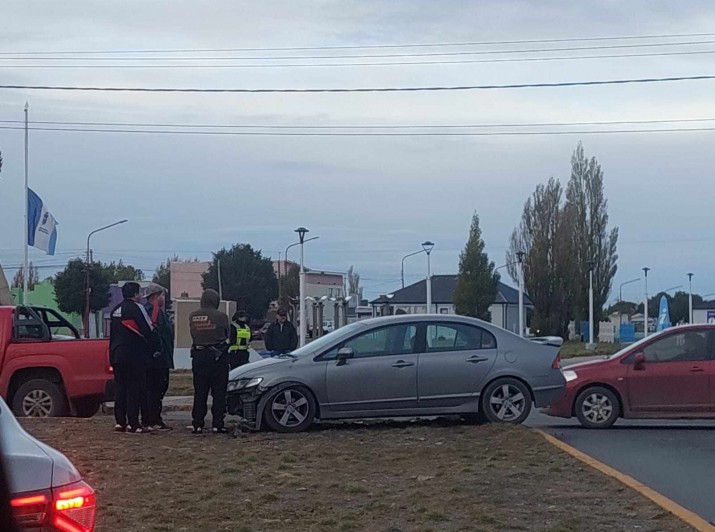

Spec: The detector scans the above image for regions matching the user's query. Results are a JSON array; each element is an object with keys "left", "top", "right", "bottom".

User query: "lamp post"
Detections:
[
  {"left": 282, "top": 236, "right": 319, "bottom": 304},
  {"left": 642, "top": 267, "right": 650, "bottom": 337},
  {"left": 401, "top": 249, "right": 425, "bottom": 289},
  {"left": 422, "top": 241, "right": 434, "bottom": 314},
  {"left": 516, "top": 251, "right": 525, "bottom": 337},
  {"left": 618, "top": 278, "right": 640, "bottom": 328},
  {"left": 588, "top": 260, "right": 595, "bottom": 348},
  {"left": 687, "top": 273, "right": 694, "bottom": 324},
  {"left": 295, "top": 227, "right": 309, "bottom": 347},
  {"left": 84, "top": 219, "right": 128, "bottom": 338}
]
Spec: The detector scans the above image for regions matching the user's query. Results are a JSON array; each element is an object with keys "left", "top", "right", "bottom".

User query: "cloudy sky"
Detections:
[{"left": 1, "top": 1, "right": 715, "bottom": 303}]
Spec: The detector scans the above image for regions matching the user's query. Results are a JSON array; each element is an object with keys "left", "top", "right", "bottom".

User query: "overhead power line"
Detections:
[
  {"left": 2, "top": 117, "right": 715, "bottom": 129},
  {"left": 3, "top": 39, "right": 715, "bottom": 61},
  {"left": 4, "top": 49, "right": 715, "bottom": 69},
  {"left": 2, "top": 125, "right": 715, "bottom": 136},
  {"left": 2, "top": 31, "right": 714, "bottom": 54},
  {"left": 1, "top": 75, "right": 713, "bottom": 93}
]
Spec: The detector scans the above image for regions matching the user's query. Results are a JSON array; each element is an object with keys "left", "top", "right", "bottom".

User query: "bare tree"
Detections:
[
  {"left": 508, "top": 179, "right": 573, "bottom": 336},
  {"left": 12, "top": 262, "right": 40, "bottom": 291}
]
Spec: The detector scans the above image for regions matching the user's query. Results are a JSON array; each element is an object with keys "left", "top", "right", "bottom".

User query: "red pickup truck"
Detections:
[{"left": 0, "top": 306, "right": 113, "bottom": 418}]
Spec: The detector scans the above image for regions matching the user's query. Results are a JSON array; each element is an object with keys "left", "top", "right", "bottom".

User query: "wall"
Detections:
[
  {"left": 170, "top": 262, "right": 211, "bottom": 299},
  {"left": 11, "top": 279, "right": 83, "bottom": 329},
  {"left": 693, "top": 308, "right": 715, "bottom": 324}
]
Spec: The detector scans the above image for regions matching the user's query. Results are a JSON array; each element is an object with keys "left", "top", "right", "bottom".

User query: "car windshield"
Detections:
[
  {"left": 606, "top": 331, "right": 666, "bottom": 360},
  {"left": 290, "top": 322, "right": 365, "bottom": 357}
]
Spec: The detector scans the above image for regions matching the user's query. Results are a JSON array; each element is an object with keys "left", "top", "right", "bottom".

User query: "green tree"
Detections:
[
  {"left": 202, "top": 244, "right": 278, "bottom": 319},
  {"left": 605, "top": 300, "right": 638, "bottom": 317},
  {"left": 279, "top": 264, "right": 299, "bottom": 307},
  {"left": 508, "top": 178, "right": 574, "bottom": 336},
  {"left": 636, "top": 291, "right": 702, "bottom": 323},
  {"left": 105, "top": 260, "right": 144, "bottom": 283},
  {"left": 54, "top": 259, "right": 111, "bottom": 315},
  {"left": 564, "top": 142, "right": 619, "bottom": 324},
  {"left": 454, "top": 212, "right": 500, "bottom": 320}
]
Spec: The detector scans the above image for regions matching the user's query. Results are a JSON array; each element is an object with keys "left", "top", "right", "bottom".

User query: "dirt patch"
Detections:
[
  {"left": 167, "top": 370, "right": 193, "bottom": 396},
  {"left": 21, "top": 416, "right": 688, "bottom": 532}
]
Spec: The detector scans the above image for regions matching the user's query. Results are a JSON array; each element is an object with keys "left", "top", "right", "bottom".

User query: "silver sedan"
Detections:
[{"left": 227, "top": 315, "right": 566, "bottom": 432}]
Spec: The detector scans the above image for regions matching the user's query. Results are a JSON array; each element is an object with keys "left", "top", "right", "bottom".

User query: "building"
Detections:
[
  {"left": 170, "top": 261, "right": 212, "bottom": 299},
  {"left": 273, "top": 260, "right": 346, "bottom": 324},
  {"left": 370, "top": 275, "right": 533, "bottom": 334},
  {"left": 10, "top": 279, "right": 83, "bottom": 330},
  {"left": 693, "top": 301, "right": 715, "bottom": 324}
]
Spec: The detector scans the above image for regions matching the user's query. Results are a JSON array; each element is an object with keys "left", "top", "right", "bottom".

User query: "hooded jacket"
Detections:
[
  {"left": 109, "top": 298, "right": 154, "bottom": 366},
  {"left": 189, "top": 289, "right": 230, "bottom": 347},
  {"left": 145, "top": 301, "right": 175, "bottom": 369}
]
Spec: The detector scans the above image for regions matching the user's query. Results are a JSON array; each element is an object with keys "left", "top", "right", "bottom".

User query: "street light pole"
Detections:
[
  {"left": 516, "top": 251, "right": 525, "bottom": 337},
  {"left": 618, "top": 278, "right": 640, "bottom": 328},
  {"left": 422, "top": 241, "right": 434, "bottom": 314},
  {"left": 295, "top": 227, "right": 309, "bottom": 347},
  {"left": 84, "top": 219, "right": 128, "bottom": 338},
  {"left": 588, "top": 260, "right": 595, "bottom": 347},
  {"left": 401, "top": 249, "right": 425, "bottom": 289},
  {"left": 642, "top": 267, "right": 650, "bottom": 337},
  {"left": 688, "top": 273, "right": 694, "bottom": 324}
]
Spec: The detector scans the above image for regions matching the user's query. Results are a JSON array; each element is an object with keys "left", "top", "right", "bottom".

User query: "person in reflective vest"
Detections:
[{"left": 229, "top": 311, "right": 251, "bottom": 370}]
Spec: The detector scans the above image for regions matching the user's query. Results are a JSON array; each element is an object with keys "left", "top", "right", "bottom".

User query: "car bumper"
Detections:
[
  {"left": 540, "top": 383, "right": 577, "bottom": 418},
  {"left": 227, "top": 389, "right": 264, "bottom": 428}
]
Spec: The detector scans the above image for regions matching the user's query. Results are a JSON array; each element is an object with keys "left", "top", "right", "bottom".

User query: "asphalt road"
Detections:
[{"left": 527, "top": 410, "right": 715, "bottom": 525}]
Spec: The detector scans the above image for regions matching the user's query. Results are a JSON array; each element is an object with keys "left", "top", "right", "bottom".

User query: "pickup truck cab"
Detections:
[{"left": 0, "top": 306, "right": 113, "bottom": 418}]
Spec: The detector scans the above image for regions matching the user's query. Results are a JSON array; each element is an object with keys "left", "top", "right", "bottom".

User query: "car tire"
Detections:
[
  {"left": 575, "top": 386, "right": 620, "bottom": 429},
  {"left": 263, "top": 386, "right": 316, "bottom": 433},
  {"left": 73, "top": 397, "right": 102, "bottom": 418},
  {"left": 480, "top": 378, "right": 532, "bottom": 424},
  {"left": 12, "top": 379, "right": 68, "bottom": 418}
]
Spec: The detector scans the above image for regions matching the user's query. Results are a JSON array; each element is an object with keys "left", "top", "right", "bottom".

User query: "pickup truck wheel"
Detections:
[
  {"left": 12, "top": 379, "right": 67, "bottom": 417},
  {"left": 73, "top": 397, "right": 102, "bottom": 418}
]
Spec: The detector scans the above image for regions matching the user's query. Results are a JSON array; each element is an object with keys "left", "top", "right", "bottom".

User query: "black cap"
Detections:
[{"left": 276, "top": 308, "right": 288, "bottom": 317}]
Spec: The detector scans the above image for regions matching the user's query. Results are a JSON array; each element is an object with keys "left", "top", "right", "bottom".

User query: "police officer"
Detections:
[
  {"left": 189, "top": 289, "right": 230, "bottom": 434},
  {"left": 229, "top": 311, "right": 251, "bottom": 370}
]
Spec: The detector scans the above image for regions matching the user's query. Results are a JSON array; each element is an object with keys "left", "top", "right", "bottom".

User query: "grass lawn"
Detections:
[{"left": 21, "top": 415, "right": 689, "bottom": 532}]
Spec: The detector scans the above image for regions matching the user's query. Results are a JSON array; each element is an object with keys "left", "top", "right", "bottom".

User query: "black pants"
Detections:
[
  {"left": 114, "top": 362, "right": 146, "bottom": 428},
  {"left": 143, "top": 367, "right": 170, "bottom": 426},
  {"left": 191, "top": 354, "right": 229, "bottom": 429},
  {"left": 228, "top": 350, "right": 250, "bottom": 370}
]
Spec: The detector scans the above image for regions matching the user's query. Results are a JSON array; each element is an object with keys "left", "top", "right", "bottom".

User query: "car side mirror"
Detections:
[
  {"left": 633, "top": 352, "right": 646, "bottom": 370},
  {"left": 336, "top": 347, "right": 354, "bottom": 366}
]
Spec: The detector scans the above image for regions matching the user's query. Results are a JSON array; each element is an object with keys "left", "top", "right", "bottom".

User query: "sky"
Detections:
[{"left": 1, "top": 1, "right": 715, "bottom": 304}]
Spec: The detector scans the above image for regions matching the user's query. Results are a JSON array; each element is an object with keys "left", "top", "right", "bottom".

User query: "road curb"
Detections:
[{"left": 536, "top": 429, "right": 715, "bottom": 532}]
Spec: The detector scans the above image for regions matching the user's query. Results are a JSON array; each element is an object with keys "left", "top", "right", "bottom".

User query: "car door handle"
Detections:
[
  {"left": 392, "top": 360, "right": 415, "bottom": 368},
  {"left": 690, "top": 366, "right": 705, "bottom": 372},
  {"left": 466, "top": 355, "right": 489, "bottom": 363}
]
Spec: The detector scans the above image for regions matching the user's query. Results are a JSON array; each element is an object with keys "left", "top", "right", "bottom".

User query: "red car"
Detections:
[{"left": 543, "top": 324, "right": 715, "bottom": 428}]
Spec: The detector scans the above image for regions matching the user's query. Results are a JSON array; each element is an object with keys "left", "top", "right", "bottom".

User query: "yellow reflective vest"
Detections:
[{"left": 229, "top": 324, "right": 251, "bottom": 352}]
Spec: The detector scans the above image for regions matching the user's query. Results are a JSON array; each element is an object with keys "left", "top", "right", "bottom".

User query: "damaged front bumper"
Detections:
[{"left": 227, "top": 387, "right": 265, "bottom": 430}]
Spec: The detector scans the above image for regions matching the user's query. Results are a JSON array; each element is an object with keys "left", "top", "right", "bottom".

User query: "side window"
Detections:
[
  {"left": 340, "top": 324, "right": 418, "bottom": 359},
  {"left": 642, "top": 331, "right": 710, "bottom": 362},
  {"left": 426, "top": 323, "right": 497, "bottom": 352},
  {"left": 14, "top": 308, "right": 47, "bottom": 341}
]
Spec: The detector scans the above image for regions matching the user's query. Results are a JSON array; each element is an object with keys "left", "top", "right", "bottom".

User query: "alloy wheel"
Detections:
[
  {"left": 489, "top": 384, "right": 526, "bottom": 421},
  {"left": 581, "top": 393, "right": 614, "bottom": 425},
  {"left": 271, "top": 389, "right": 310, "bottom": 428},
  {"left": 22, "top": 389, "right": 53, "bottom": 417}
]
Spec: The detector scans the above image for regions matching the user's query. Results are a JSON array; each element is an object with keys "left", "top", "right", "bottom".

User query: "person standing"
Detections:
[
  {"left": 110, "top": 282, "right": 153, "bottom": 434},
  {"left": 189, "top": 289, "right": 230, "bottom": 434},
  {"left": 142, "top": 286, "right": 174, "bottom": 431},
  {"left": 228, "top": 311, "right": 252, "bottom": 370},
  {"left": 264, "top": 308, "right": 298, "bottom": 355}
]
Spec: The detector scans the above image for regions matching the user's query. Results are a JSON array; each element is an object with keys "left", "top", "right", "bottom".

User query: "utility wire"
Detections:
[
  {"left": 1, "top": 117, "right": 714, "bottom": 129},
  {"left": 2, "top": 126, "right": 715, "bottom": 136},
  {"left": 4, "top": 39, "right": 715, "bottom": 60},
  {"left": 4, "top": 49, "right": 715, "bottom": 68},
  {"left": 3, "top": 31, "right": 714, "bottom": 54},
  {"left": 1, "top": 75, "right": 713, "bottom": 93}
]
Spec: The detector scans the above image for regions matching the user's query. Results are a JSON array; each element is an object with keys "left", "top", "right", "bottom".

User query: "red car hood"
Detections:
[{"left": 565, "top": 357, "right": 613, "bottom": 371}]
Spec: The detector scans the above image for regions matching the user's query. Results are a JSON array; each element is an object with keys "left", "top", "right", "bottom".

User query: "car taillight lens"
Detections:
[
  {"left": 10, "top": 480, "right": 96, "bottom": 531},
  {"left": 552, "top": 352, "right": 561, "bottom": 369},
  {"left": 52, "top": 481, "right": 97, "bottom": 532},
  {"left": 10, "top": 491, "right": 50, "bottom": 527}
]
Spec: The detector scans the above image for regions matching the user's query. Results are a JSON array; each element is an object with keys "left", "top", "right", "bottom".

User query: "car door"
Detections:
[
  {"left": 324, "top": 322, "right": 419, "bottom": 414},
  {"left": 627, "top": 329, "right": 711, "bottom": 413},
  {"left": 417, "top": 322, "right": 498, "bottom": 409}
]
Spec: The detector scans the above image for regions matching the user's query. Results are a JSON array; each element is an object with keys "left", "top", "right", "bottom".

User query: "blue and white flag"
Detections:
[
  {"left": 656, "top": 295, "right": 672, "bottom": 331},
  {"left": 27, "top": 188, "right": 58, "bottom": 255}
]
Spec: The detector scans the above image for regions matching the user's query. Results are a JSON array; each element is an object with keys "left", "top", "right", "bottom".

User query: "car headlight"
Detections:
[
  {"left": 562, "top": 370, "right": 578, "bottom": 382},
  {"left": 227, "top": 377, "right": 264, "bottom": 392}
]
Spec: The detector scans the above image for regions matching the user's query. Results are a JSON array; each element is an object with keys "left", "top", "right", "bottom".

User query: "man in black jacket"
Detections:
[
  {"left": 189, "top": 289, "right": 230, "bottom": 434},
  {"left": 264, "top": 308, "right": 298, "bottom": 355},
  {"left": 142, "top": 286, "right": 174, "bottom": 431},
  {"left": 110, "top": 282, "right": 153, "bottom": 434}
]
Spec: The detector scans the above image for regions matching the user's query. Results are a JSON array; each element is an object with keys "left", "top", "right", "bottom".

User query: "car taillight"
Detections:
[
  {"left": 10, "top": 481, "right": 96, "bottom": 532},
  {"left": 52, "top": 481, "right": 97, "bottom": 532},
  {"left": 552, "top": 352, "right": 561, "bottom": 369},
  {"left": 10, "top": 491, "right": 50, "bottom": 527}
]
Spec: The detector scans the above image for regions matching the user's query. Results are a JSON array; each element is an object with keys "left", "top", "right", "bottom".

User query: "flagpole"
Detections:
[{"left": 23, "top": 102, "right": 29, "bottom": 305}]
